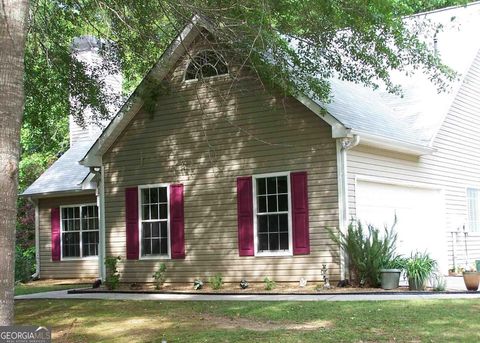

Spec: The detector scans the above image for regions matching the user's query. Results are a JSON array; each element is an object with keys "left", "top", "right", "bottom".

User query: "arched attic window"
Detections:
[{"left": 184, "top": 50, "right": 228, "bottom": 81}]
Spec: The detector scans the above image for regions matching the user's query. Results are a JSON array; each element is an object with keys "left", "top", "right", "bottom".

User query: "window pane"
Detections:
[
  {"left": 160, "top": 222, "right": 168, "bottom": 238},
  {"left": 150, "top": 188, "right": 159, "bottom": 203},
  {"left": 257, "top": 178, "right": 266, "bottom": 195},
  {"left": 143, "top": 223, "right": 151, "bottom": 238},
  {"left": 152, "top": 222, "right": 160, "bottom": 238},
  {"left": 159, "top": 187, "right": 167, "bottom": 202},
  {"left": 279, "top": 214, "right": 288, "bottom": 231},
  {"left": 278, "top": 194, "right": 288, "bottom": 211},
  {"left": 82, "top": 206, "right": 88, "bottom": 219},
  {"left": 82, "top": 231, "right": 99, "bottom": 257},
  {"left": 267, "top": 177, "right": 277, "bottom": 194},
  {"left": 151, "top": 204, "right": 159, "bottom": 220},
  {"left": 152, "top": 239, "right": 160, "bottom": 255},
  {"left": 74, "top": 207, "right": 80, "bottom": 218},
  {"left": 62, "top": 232, "right": 80, "bottom": 258},
  {"left": 258, "top": 196, "right": 267, "bottom": 213},
  {"left": 269, "top": 233, "right": 279, "bottom": 251},
  {"left": 159, "top": 204, "right": 168, "bottom": 219},
  {"left": 280, "top": 233, "right": 289, "bottom": 250},
  {"left": 267, "top": 195, "right": 277, "bottom": 212},
  {"left": 62, "top": 208, "right": 68, "bottom": 219},
  {"left": 278, "top": 176, "right": 288, "bottom": 193},
  {"left": 142, "top": 188, "right": 150, "bottom": 204},
  {"left": 467, "top": 188, "right": 480, "bottom": 232},
  {"left": 258, "top": 233, "right": 268, "bottom": 251},
  {"left": 142, "top": 205, "right": 150, "bottom": 220},
  {"left": 74, "top": 218, "right": 80, "bottom": 230},
  {"left": 258, "top": 215, "right": 268, "bottom": 233},
  {"left": 142, "top": 238, "right": 151, "bottom": 255},
  {"left": 268, "top": 215, "right": 279, "bottom": 232},
  {"left": 161, "top": 238, "right": 168, "bottom": 255}
]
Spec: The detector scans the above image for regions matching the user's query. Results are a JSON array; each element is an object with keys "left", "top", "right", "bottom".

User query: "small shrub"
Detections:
[
  {"left": 105, "top": 256, "right": 121, "bottom": 290},
  {"left": 209, "top": 273, "right": 223, "bottom": 290},
  {"left": 327, "top": 218, "right": 399, "bottom": 287},
  {"left": 404, "top": 251, "right": 437, "bottom": 289},
  {"left": 193, "top": 279, "right": 204, "bottom": 290},
  {"left": 152, "top": 263, "right": 167, "bottom": 290},
  {"left": 263, "top": 277, "right": 276, "bottom": 291},
  {"left": 432, "top": 273, "right": 446, "bottom": 292},
  {"left": 15, "top": 245, "right": 35, "bottom": 283}
]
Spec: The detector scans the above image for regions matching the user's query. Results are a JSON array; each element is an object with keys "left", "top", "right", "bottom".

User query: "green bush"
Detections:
[
  {"left": 105, "top": 256, "right": 121, "bottom": 290},
  {"left": 152, "top": 263, "right": 167, "bottom": 290},
  {"left": 263, "top": 277, "right": 276, "bottom": 291},
  {"left": 209, "top": 273, "right": 223, "bottom": 290},
  {"left": 403, "top": 251, "right": 437, "bottom": 288},
  {"left": 15, "top": 245, "right": 36, "bottom": 282},
  {"left": 327, "top": 219, "right": 399, "bottom": 287}
]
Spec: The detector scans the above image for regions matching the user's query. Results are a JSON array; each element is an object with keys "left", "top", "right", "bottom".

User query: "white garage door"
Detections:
[{"left": 356, "top": 180, "right": 447, "bottom": 274}]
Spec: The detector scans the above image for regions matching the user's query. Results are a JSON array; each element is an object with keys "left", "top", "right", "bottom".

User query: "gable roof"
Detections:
[{"left": 21, "top": 140, "right": 95, "bottom": 197}]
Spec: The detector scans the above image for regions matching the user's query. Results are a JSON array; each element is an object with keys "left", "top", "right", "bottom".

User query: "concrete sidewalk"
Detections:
[{"left": 15, "top": 290, "right": 480, "bottom": 302}]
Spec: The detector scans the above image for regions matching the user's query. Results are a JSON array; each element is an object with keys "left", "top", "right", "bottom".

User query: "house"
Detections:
[{"left": 22, "top": 3, "right": 480, "bottom": 283}]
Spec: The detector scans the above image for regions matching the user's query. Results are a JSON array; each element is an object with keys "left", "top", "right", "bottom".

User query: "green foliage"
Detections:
[
  {"left": 104, "top": 256, "right": 121, "bottom": 290},
  {"left": 209, "top": 273, "right": 224, "bottom": 290},
  {"left": 152, "top": 263, "right": 167, "bottom": 290},
  {"left": 263, "top": 277, "right": 276, "bottom": 291},
  {"left": 403, "top": 251, "right": 437, "bottom": 287},
  {"left": 15, "top": 246, "right": 36, "bottom": 283},
  {"left": 328, "top": 219, "right": 399, "bottom": 287},
  {"left": 432, "top": 273, "right": 447, "bottom": 291}
]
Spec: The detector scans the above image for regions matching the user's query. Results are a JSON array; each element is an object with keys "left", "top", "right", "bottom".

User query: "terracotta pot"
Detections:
[{"left": 462, "top": 272, "right": 480, "bottom": 291}]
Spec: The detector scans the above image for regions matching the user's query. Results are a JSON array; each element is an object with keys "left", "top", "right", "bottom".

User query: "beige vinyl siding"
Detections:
[
  {"left": 103, "top": 48, "right": 340, "bottom": 283},
  {"left": 38, "top": 194, "right": 99, "bottom": 279},
  {"left": 347, "top": 49, "right": 480, "bottom": 269}
]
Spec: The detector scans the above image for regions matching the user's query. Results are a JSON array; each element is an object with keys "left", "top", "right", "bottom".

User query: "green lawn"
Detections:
[
  {"left": 14, "top": 283, "right": 89, "bottom": 296},
  {"left": 14, "top": 299, "right": 480, "bottom": 342}
]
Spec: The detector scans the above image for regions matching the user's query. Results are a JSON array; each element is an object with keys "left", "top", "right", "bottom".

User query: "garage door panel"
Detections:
[{"left": 356, "top": 180, "right": 447, "bottom": 274}]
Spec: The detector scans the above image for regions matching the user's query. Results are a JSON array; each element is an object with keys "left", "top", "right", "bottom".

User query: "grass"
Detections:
[
  {"left": 15, "top": 282, "right": 90, "bottom": 296},
  {"left": 14, "top": 299, "right": 480, "bottom": 342}
]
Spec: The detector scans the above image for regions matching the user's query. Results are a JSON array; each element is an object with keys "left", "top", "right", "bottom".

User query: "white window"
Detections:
[
  {"left": 467, "top": 188, "right": 480, "bottom": 232},
  {"left": 184, "top": 50, "right": 228, "bottom": 81},
  {"left": 61, "top": 204, "right": 99, "bottom": 259},
  {"left": 139, "top": 185, "right": 170, "bottom": 258},
  {"left": 254, "top": 173, "right": 292, "bottom": 256}
]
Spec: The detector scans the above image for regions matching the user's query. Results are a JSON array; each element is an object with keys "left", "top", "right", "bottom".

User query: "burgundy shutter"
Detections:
[
  {"left": 237, "top": 176, "right": 254, "bottom": 256},
  {"left": 170, "top": 184, "right": 185, "bottom": 259},
  {"left": 291, "top": 171, "right": 310, "bottom": 255},
  {"left": 125, "top": 187, "right": 139, "bottom": 260},
  {"left": 51, "top": 207, "right": 61, "bottom": 261}
]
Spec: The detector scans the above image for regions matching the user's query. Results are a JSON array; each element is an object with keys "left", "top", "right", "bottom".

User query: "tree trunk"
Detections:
[{"left": 0, "top": 0, "right": 29, "bottom": 326}]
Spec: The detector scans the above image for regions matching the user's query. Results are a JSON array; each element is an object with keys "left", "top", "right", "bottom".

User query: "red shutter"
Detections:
[
  {"left": 237, "top": 176, "right": 254, "bottom": 256},
  {"left": 51, "top": 207, "right": 61, "bottom": 261},
  {"left": 125, "top": 187, "right": 139, "bottom": 260},
  {"left": 291, "top": 172, "right": 310, "bottom": 255},
  {"left": 170, "top": 184, "right": 185, "bottom": 259}
]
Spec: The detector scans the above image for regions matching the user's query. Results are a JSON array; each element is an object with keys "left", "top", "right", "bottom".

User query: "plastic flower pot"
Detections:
[
  {"left": 462, "top": 272, "right": 480, "bottom": 291},
  {"left": 380, "top": 269, "right": 401, "bottom": 290},
  {"left": 408, "top": 277, "right": 427, "bottom": 291}
]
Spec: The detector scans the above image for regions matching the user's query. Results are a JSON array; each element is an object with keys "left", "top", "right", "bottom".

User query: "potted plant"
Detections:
[
  {"left": 462, "top": 264, "right": 480, "bottom": 291},
  {"left": 404, "top": 252, "right": 437, "bottom": 291},
  {"left": 380, "top": 257, "right": 404, "bottom": 290}
]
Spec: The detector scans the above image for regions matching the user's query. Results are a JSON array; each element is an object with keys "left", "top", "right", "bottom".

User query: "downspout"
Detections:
[
  {"left": 92, "top": 166, "right": 106, "bottom": 280},
  {"left": 336, "top": 134, "right": 360, "bottom": 281},
  {"left": 27, "top": 197, "right": 40, "bottom": 279}
]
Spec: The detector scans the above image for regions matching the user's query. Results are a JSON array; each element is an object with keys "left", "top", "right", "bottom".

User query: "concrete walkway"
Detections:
[{"left": 15, "top": 290, "right": 480, "bottom": 302}]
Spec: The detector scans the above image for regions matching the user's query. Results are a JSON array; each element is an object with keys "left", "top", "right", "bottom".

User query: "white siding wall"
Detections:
[{"left": 347, "top": 50, "right": 480, "bottom": 270}]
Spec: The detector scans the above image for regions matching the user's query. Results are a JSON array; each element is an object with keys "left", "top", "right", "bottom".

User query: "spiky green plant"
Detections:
[
  {"left": 327, "top": 218, "right": 399, "bottom": 287},
  {"left": 404, "top": 251, "right": 437, "bottom": 290}
]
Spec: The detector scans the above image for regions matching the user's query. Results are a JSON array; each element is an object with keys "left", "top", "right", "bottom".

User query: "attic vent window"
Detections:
[{"left": 185, "top": 50, "right": 228, "bottom": 81}]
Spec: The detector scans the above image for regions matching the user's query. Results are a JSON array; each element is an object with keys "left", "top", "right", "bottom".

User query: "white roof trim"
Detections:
[
  {"left": 352, "top": 130, "right": 436, "bottom": 156},
  {"left": 80, "top": 16, "right": 206, "bottom": 167},
  {"left": 19, "top": 189, "right": 96, "bottom": 199}
]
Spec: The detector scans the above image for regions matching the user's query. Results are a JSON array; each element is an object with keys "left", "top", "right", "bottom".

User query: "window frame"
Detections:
[
  {"left": 60, "top": 203, "right": 99, "bottom": 261},
  {"left": 183, "top": 49, "right": 229, "bottom": 83},
  {"left": 466, "top": 187, "right": 480, "bottom": 234},
  {"left": 138, "top": 183, "right": 171, "bottom": 260},
  {"left": 253, "top": 171, "right": 293, "bottom": 257}
]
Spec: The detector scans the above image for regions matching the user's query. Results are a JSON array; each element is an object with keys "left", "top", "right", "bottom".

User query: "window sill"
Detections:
[
  {"left": 139, "top": 255, "right": 171, "bottom": 260},
  {"left": 60, "top": 256, "right": 98, "bottom": 261},
  {"left": 255, "top": 251, "right": 293, "bottom": 258}
]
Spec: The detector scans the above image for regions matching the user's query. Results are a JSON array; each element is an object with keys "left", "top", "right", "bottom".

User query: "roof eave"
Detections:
[
  {"left": 19, "top": 188, "right": 96, "bottom": 199},
  {"left": 353, "top": 130, "right": 436, "bottom": 156},
  {"left": 80, "top": 16, "right": 206, "bottom": 167}
]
